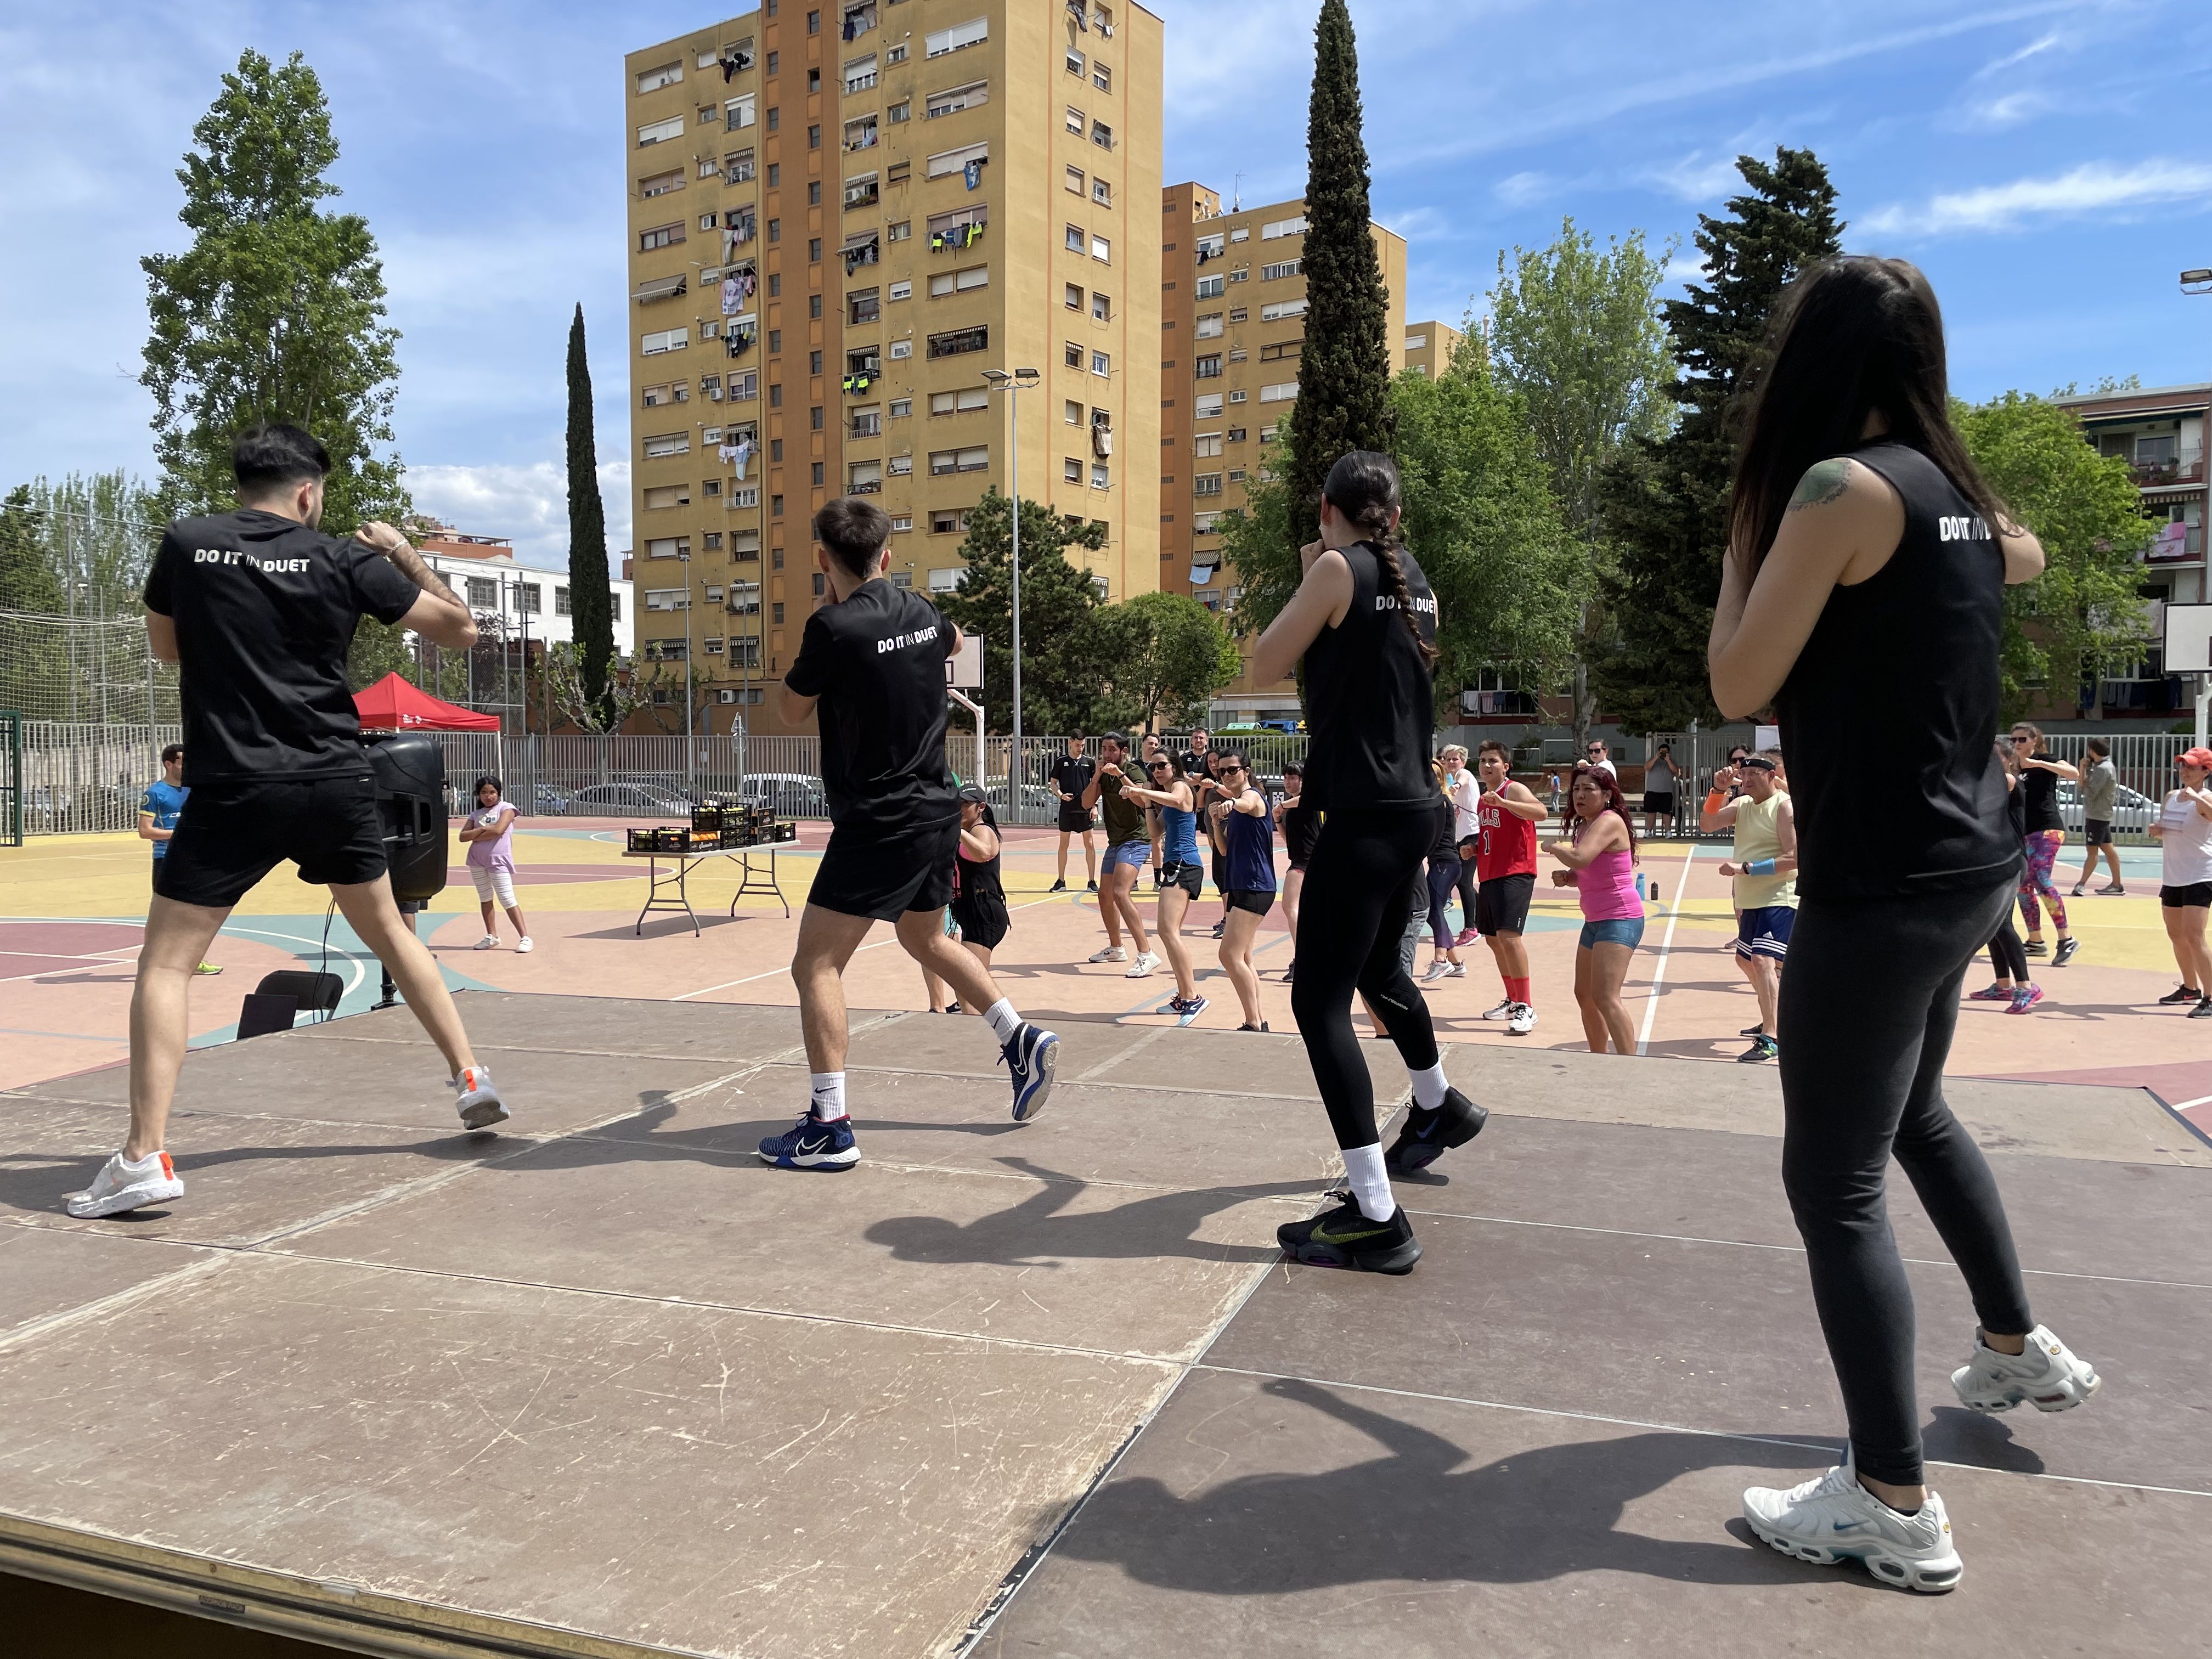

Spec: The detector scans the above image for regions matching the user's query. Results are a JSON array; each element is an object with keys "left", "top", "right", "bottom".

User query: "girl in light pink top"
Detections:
[
  {"left": 459, "top": 775, "right": 533, "bottom": 953},
  {"left": 1546, "top": 766, "right": 1643, "bottom": 1054}
]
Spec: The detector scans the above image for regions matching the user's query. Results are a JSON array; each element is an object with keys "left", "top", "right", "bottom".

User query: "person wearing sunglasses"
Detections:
[{"left": 1583, "top": 738, "right": 1616, "bottom": 780}]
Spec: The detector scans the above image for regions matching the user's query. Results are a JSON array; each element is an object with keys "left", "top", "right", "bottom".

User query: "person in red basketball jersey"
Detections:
[{"left": 1472, "top": 739, "right": 1546, "bottom": 1035}]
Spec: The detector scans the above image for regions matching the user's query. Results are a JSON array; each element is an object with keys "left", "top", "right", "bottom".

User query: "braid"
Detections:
[{"left": 1372, "top": 538, "right": 1439, "bottom": 664}]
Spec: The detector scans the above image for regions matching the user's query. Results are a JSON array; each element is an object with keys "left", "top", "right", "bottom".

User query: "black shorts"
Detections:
[
  {"left": 811, "top": 816, "right": 958, "bottom": 922},
  {"left": 1225, "top": 887, "right": 1275, "bottom": 917},
  {"left": 1644, "top": 792, "right": 1675, "bottom": 816},
  {"left": 1159, "top": 857, "right": 1204, "bottom": 897},
  {"left": 154, "top": 771, "right": 387, "bottom": 909},
  {"left": 1057, "top": 804, "right": 1095, "bottom": 833},
  {"left": 1475, "top": 871, "right": 1535, "bottom": 936},
  {"left": 951, "top": 892, "right": 1010, "bottom": 949},
  {"left": 2160, "top": 882, "right": 2212, "bottom": 910},
  {"left": 2085, "top": 818, "right": 2114, "bottom": 847}
]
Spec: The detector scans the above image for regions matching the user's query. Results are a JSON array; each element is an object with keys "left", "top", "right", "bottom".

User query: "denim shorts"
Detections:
[
  {"left": 1578, "top": 915, "right": 1645, "bottom": 951},
  {"left": 1102, "top": 837, "right": 1152, "bottom": 872}
]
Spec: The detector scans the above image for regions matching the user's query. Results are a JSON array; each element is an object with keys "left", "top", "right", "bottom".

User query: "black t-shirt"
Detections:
[
  {"left": 1281, "top": 801, "right": 1322, "bottom": 866},
  {"left": 1301, "top": 540, "right": 1438, "bottom": 812},
  {"left": 785, "top": 579, "right": 956, "bottom": 829},
  {"left": 1048, "top": 754, "right": 1095, "bottom": 800},
  {"left": 142, "top": 510, "right": 420, "bottom": 781},
  {"left": 2018, "top": 760, "right": 2063, "bottom": 835}
]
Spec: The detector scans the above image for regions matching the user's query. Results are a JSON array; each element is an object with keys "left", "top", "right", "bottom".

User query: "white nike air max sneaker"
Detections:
[
  {"left": 1480, "top": 998, "right": 1515, "bottom": 1021},
  {"left": 451, "top": 1065, "right": 510, "bottom": 1131},
  {"left": 1951, "top": 1325, "right": 2100, "bottom": 1414},
  {"left": 1742, "top": 1454, "right": 1963, "bottom": 1593},
  {"left": 1506, "top": 1003, "right": 1538, "bottom": 1035},
  {"left": 1125, "top": 950, "right": 1161, "bottom": 978},
  {"left": 1087, "top": 945, "right": 1128, "bottom": 964},
  {"left": 65, "top": 1149, "right": 185, "bottom": 1218}
]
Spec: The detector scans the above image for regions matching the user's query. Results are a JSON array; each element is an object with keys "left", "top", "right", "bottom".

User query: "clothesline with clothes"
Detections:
[
  {"left": 716, "top": 436, "right": 756, "bottom": 480},
  {"left": 929, "top": 222, "right": 985, "bottom": 252}
]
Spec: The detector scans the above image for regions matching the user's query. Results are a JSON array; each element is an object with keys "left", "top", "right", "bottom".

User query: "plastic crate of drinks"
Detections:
[{"left": 627, "top": 825, "right": 696, "bottom": 853}]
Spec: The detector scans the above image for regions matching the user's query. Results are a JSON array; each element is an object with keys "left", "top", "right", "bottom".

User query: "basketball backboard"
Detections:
[
  {"left": 946, "top": 629, "right": 983, "bottom": 689},
  {"left": 2163, "top": 603, "right": 2212, "bottom": 674}
]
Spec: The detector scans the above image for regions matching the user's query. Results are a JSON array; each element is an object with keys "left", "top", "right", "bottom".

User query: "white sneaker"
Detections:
[
  {"left": 1443, "top": 962, "right": 1466, "bottom": 978},
  {"left": 64, "top": 1149, "right": 185, "bottom": 1218},
  {"left": 1951, "top": 1324, "right": 2100, "bottom": 1414},
  {"left": 451, "top": 1064, "right": 510, "bottom": 1131},
  {"left": 1088, "top": 945, "right": 1128, "bottom": 964},
  {"left": 1125, "top": 950, "right": 1161, "bottom": 978},
  {"left": 473, "top": 935, "right": 498, "bottom": 950},
  {"left": 1480, "top": 998, "right": 1515, "bottom": 1021},
  {"left": 1742, "top": 1454, "right": 1963, "bottom": 1593},
  {"left": 1421, "top": 961, "right": 1449, "bottom": 983},
  {"left": 515, "top": 936, "right": 534, "bottom": 954},
  {"left": 1507, "top": 1003, "right": 1538, "bottom": 1036}
]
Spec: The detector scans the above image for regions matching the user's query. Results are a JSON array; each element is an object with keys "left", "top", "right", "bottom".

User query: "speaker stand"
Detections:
[{"left": 374, "top": 901, "right": 423, "bottom": 1010}]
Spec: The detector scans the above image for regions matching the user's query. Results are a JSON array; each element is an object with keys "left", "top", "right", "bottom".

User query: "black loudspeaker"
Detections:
[
  {"left": 363, "top": 731, "right": 449, "bottom": 902},
  {"left": 256, "top": 969, "right": 344, "bottom": 1017}
]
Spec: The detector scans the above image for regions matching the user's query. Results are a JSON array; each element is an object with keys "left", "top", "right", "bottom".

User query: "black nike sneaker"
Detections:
[
  {"left": 1277, "top": 1190, "right": 1421, "bottom": 1274},
  {"left": 1383, "top": 1086, "right": 1488, "bottom": 1173}
]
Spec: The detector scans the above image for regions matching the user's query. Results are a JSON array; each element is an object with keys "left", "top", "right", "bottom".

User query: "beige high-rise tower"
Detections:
[{"left": 624, "top": 1, "right": 1164, "bottom": 735}]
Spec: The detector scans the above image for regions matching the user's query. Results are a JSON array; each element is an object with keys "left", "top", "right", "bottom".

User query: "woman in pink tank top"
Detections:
[{"left": 1546, "top": 766, "right": 1644, "bottom": 1053}]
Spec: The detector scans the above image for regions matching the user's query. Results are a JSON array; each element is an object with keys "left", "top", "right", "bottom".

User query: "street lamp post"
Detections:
[
  {"left": 983, "top": 366, "right": 1041, "bottom": 803},
  {"left": 678, "top": 545, "right": 695, "bottom": 751}
]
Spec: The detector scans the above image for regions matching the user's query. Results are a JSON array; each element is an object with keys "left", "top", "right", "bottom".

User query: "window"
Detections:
[
  {"left": 639, "top": 168, "right": 682, "bottom": 198},
  {"left": 848, "top": 286, "right": 880, "bottom": 324},
  {"left": 1227, "top": 306, "right": 1247, "bottom": 323},
  {"left": 729, "top": 369, "right": 759, "bottom": 400},
  {"left": 888, "top": 279, "right": 912, "bottom": 301},
  {"left": 811, "top": 398, "right": 825, "bottom": 424},
  {"left": 637, "top": 115, "right": 684, "bottom": 146},
  {"left": 642, "top": 431, "right": 690, "bottom": 456},
  {"left": 1063, "top": 458, "right": 1082, "bottom": 482},
  {"left": 1091, "top": 177, "right": 1111, "bottom": 206},
  {"left": 848, "top": 460, "right": 882, "bottom": 493},
  {"left": 843, "top": 114, "right": 877, "bottom": 151},
  {"left": 885, "top": 42, "right": 907, "bottom": 64},
  {"left": 1066, "top": 105, "right": 1085, "bottom": 134},
  {"left": 636, "top": 60, "right": 683, "bottom": 93},
  {"left": 768, "top": 218, "right": 780, "bottom": 242},
  {"left": 698, "top": 212, "right": 719, "bottom": 232},
  {"left": 725, "top": 94, "right": 756, "bottom": 129},
  {"left": 1261, "top": 259, "right": 1301, "bottom": 282},
  {"left": 1260, "top": 298, "right": 1308, "bottom": 323},
  {"left": 927, "top": 203, "right": 988, "bottom": 242},
  {"left": 1260, "top": 382, "right": 1297, "bottom": 403},
  {"left": 1065, "top": 223, "right": 1085, "bottom": 252},
  {"left": 766, "top": 106, "right": 779, "bottom": 131},
  {"left": 641, "top": 382, "right": 673, "bottom": 407},
  {"left": 1066, "top": 47, "right": 1085, "bottom": 75},
  {"left": 1065, "top": 282, "right": 1084, "bottom": 310},
  {"left": 1193, "top": 393, "right": 1224, "bottom": 419},
  {"left": 926, "top": 140, "right": 989, "bottom": 179},
  {"left": 1091, "top": 462, "right": 1110, "bottom": 488},
  {"left": 929, "top": 446, "right": 990, "bottom": 475},
  {"left": 1064, "top": 399, "right": 1084, "bottom": 425},
  {"left": 644, "top": 588, "right": 689, "bottom": 612},
  {"left": 930, "top": 509, "right": 972, "bottom": 534},
  {"left": 1228, "top": 389, "right": 1248, "bottom": 403},
  {"left": 1065, "top": 341, "right": 1083, "bottom": 368},
  {"left": 887, "top": 219, "right": 912, "bottom": 242},
  {"left": 465, "top": 576, "right": 497, "bottom": 607},
  {"left": 808, "top": 7, "right": 821, "bottom": 33},
  {"left": 1261, "top": 340, "right": 1301, "bottom": 362},
  {"left": 1226, "top": 426, "right": 1246, "bottom": 443},
  {"left": 889, "top": 397, "right": 912, "bottom": 416},
  {"left": 927, "top": 80, "right": 989, "bottom": 117},
  {"left": 1091, "top": 291, "right": 1110, "bottom": 320},
  {"left": 1091, "top": 119, "right": 1112, "bottom": 150},
  {"left": 1091, "top": 349, "right": 1110, "bottom": 377},
  {"left": 1261, "top": 216, "right": 1308, "bottom": 239},
  {"left": 1193, "top": 473, "right": 1222, "bottom": 496},
  {"left": 811, "top": 461, "right": 826, "bottom": 486},
  {"left": 928, "top": 326, "right": 989, "bottom": 359},
  {"left": 639, "top": 222, "right": 684, "bottom": 251},
  {"left": 1194, "top": 433, "right": 1223, "bottom": 458},
  {"left": 887, "top": 454, "right": 912, "bottom": 477},
  {"left": 1227, "top": 470, "right": 1246, "bottom": 485},
  {"left": 726, "top": 148, "right": 756, "bottom": 181},
  {"left": 844, "top": 53, "right": 877, "bottom": 92},
  {"left": 1065, "top": 165, "right": 1086, "bottom": 195},
  {"left": 1091, "top": 233, "right": 1110, "bottom": 262},
  {"left": 772, "top": 602, "right": 786, "bottom": 623},
  {"left": 645, "top": 537, "right": 691, "bottom": 560},
  {"left": 1194, "top": 354, "right": 1222, "bottom": 379},
  {"left": 767, "top": 329, "right": 782, "bottom": 353},
  {"left": 1194, "top": 274, "right": 1224, "bottom": 299},
  {"left": 888, "top": 338, "right": 912, "bottom": 360},
  {"left": 1092, "top": 62, "right": 1111, "bottom": 92},
  {"left": 929, "top": 264, "right": 989, "bottom": 297},
  {"left": 928, "top": 567, "right": 959, "bottom": 592},
  {"left": 644, "top": 484, "right": 690, "bottom": 509},
  {"left": 809, "top": 125, "right": 821, "bottom": 149},
  {"left": 925, "top": 16, "right": 988, "bottom": 57},
  {"left": 929, "top": 386, "right": 990, "bottom": 415},
  {"left": 731, "top": 529, "right": 762, "bottom": 557},
  {"left": 1194, "top": 312, "right": 1222, "bottom": 339}
]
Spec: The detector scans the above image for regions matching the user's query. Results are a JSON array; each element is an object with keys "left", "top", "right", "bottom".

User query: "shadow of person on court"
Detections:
[
  {"left": 1052, "top": 1376, "right": 1863, "bottom": 1592},
  {"left": 865, "top": 1155, "right": 1323, "bottom": 1267}
]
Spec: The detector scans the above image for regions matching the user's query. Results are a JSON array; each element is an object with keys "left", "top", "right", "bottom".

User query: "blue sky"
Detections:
[{"left": 3, "top": 0, "right": 2208, "bottom": 567}]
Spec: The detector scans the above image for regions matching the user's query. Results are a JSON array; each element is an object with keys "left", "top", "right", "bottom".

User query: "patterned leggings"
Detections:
[{"left": 2018, "top": 829, "right": 2069, "bottom": 934}]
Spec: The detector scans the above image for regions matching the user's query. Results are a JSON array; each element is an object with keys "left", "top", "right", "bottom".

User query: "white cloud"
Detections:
[
  {"left": 1973, "top": 28, "right": 2063, "bottom": 77},
  {"left": 1648, "top": 152, "right": 1745, "bottom": 203},
  {"left": 1965, "top": 88, "right": 2052, "bottom": 128},
  {"left": 1863, "top": 161, "right": 2212, "bottom": 235},
  {"left": 407, "top": 457, "right": 631, "bottom": 571},
  {"left": 1494, "top": 171, "right": 1556, "bottom": 207}
]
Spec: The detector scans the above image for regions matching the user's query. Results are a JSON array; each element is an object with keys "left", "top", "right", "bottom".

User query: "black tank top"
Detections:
[
  {"left": 953, "top": 823, "right": 1003, "bottom": 904},
  {"left": 1301, "top": 540, "right": 1438, "bottom": 812},
  {"left": 1772, "top": 442, "right": 2021, "bottom": 898}
]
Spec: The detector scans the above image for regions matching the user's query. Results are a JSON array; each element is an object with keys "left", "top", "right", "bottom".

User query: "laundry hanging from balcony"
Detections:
[
  {"left": 720, "top": 48, "right": 753, "bottom": 81},
  {"left": 842, "top": 232, "right": 880, "bottom": 273},
  {"left": 929, "top": 221, "right": 985, "bottom": 252},
  {"left": 720, "top": 276, "right": 741, "bottom": 315},
  {"left": 841, "top": 370, "right": 874, "bottom": 396},
  {"left": 718, "top": 436, "right": 755, "bottom": 479},
  {"left": 1189, "top": 561, "right": 1218, "bottom": 588},
  {"left": 725, "top": 323, "right": 757, "bottom": 358}
]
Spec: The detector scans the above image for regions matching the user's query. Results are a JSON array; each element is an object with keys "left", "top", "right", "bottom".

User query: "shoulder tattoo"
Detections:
[{"left": 1786, "top": 458, "right": 1853, "bottom": 514}]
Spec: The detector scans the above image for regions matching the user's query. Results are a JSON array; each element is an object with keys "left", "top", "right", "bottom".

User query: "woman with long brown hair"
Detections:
[
  {"left": 1544, "top": 764, "right": 1642, "bottom": 1054},
  {"left": 1708, "top": 257, "right": 2098, "bottom": 1591}
]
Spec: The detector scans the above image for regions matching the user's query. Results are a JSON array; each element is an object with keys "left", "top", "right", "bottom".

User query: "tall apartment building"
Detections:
[
  {"left": 1158, "top": 181, "right": 1407, "bottom": 724},
  {"left": 625, "top": 1, "right": 1165, "bottom": 736},
  {"left": 1402, "top": 318, "right": 1464, "bottom": 379}
]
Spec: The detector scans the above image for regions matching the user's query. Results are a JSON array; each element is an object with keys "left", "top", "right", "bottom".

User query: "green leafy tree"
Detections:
[
  {"left": 1284, "top": 0, "right": 1395, "bottom": 520},
  {"left": 565, "top": 304, "right": 618, "bottom": 726},
  {"left": 140, "top": 49, "right": 406, "bottom": 537},
  {"left": 1093, "top": 590, "right": 1242, "bottom": 730},
  {"left": 1487, "top": 221, "right": 1677, "bottom": 740},
  {"left": 937, "top": 489, "right": 1115, "bottom": 734},
  {"left": 1592, "top": 148, "right": 1842, "bottom": 731},
  {"left": 1956, "top": 393, "right": 2156, "bottom": 719},
  {"left": 0, "top": 487, "right": 64, "bottom": 616}
]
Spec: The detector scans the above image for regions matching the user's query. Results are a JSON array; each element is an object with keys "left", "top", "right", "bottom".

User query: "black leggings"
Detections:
[
  {"left": 1290, "top": 806, "right": 1445, "bottom": 1150},
  {"left": 1776, "top": 879, "right": 2034, "bottom": 1486},
  {"left": 1987, "top": 915, "right": 2029, "bottom": 983}
]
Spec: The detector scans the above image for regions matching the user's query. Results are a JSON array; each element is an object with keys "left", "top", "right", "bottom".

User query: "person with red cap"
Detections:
[{"left": 2149, "top": 746, "right": 2212, "bottom": 1015}]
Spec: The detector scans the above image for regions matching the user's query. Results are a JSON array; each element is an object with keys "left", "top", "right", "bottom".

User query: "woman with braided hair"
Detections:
[{"left": 1250, "top": 451, "right": 1487, "bottom": 1275}]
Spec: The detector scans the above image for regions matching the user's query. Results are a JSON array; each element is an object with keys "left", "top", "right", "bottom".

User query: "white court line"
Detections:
[
  {"left": 670, "top": 891, "right": 1064, "bottom": 1001},
  {"left": 1634, "top": 842, "right": 1701, "bottom": 1057}
]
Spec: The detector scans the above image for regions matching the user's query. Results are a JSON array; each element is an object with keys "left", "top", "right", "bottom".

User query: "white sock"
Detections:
[
  {"left": 1341, "top": 1143, "right": 1396, "bottom": 1222},
  {"left": 1409, "top": 1062, "right": 1449, "bottom": 1110},
  {"left": 981, "top": 997, "right": 1023, "bottom": 1046},
  {"left": 809, "top": 1071, "right": 847, "bottom": 1121}
]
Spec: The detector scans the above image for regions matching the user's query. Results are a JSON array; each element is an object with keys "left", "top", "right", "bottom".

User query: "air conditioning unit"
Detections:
[{"left": 718, "top": 689, "right": 738, "bottom": 703}]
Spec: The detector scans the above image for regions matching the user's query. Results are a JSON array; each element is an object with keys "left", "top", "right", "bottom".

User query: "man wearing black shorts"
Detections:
[
  {"left": 66, "top": 424, "right": 506, "bottom": 1220},
  {"left": 1047, "top": 733, "right": 1098, "bottom": 893},
  {"left": 766, "top": 497, "right": 1059, "bottom": 1171}
]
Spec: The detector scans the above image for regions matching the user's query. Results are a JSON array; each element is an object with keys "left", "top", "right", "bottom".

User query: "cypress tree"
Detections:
[
  {"left": 565, "top": 303, "right": 617, "bottom": 728},
  {"left": 1591, "top": 148, "right": 1842, "bottom": 730},
  {"left": 1285, "top": 0, "right": 1395, "bottom": 518}
]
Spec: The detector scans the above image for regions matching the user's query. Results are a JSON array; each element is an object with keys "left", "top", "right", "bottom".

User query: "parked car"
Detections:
[
  {"left": 564, "top": 782, "right": 697, "bottom": 819},
  {"left": 533, "top": 783, "right": 578, "bottom": 816},
  {"left": 2057, "top": 778, "right": 2155, "bottom": 835},
  {"left": 742, "top": 772, "right": 828, "bottom": 819}
]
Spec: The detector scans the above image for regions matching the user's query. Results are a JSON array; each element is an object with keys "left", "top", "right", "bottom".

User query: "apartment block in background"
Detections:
[
  {"left": 1159, "top": 180, "right": 1406, "bottom": 725},
  {"left": 1402, "top": 318, "right": 1464, "bottom": 379},
  {"left": 626, "top": 1, "right": 1165, "bottom": 736}
]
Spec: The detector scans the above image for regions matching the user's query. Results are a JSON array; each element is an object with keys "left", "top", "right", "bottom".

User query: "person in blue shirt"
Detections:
[{"left": 138, "top": 744, "right": 219, "bottom": 977}]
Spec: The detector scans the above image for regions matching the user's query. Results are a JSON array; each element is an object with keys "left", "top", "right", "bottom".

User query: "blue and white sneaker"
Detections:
[
  {"left": 758, "top": 1110, "right": 860, "bottom": 1171},
  {"left": 1001, "top": 1023, "right": 1060, "bottom": 1123},
  {"left": 1170, "top": 994, "right": 1209, "bottom": 1026}
]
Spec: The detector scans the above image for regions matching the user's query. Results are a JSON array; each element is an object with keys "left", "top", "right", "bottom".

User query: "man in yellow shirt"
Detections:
[{"left": 1702, "top": 751, "right": 1797, "bottom": 1063}]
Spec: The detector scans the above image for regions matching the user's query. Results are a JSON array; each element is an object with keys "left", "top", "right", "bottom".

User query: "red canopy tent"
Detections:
[{"left": 352, "top": 673, "right": 501, "bottom": 732}]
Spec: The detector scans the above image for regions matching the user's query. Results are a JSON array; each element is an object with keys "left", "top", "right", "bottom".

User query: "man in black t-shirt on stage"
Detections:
[
  {"left": 65, "top": 425, "right": 509, "bottom": 1220},
  {"left": 764, "top": 497, "right": 1060, "bottom": 1171},
  {"left": 1047, "top": 733, "right": 1098, "bottom": 894}
]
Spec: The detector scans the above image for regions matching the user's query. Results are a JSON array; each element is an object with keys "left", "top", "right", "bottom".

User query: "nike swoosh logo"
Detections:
[
  {"left": 1831, "top": 1519, "right": 1870, "bottom": 1532},
  {"left": 797, "top": 1136, "right": 834, "bottom": 1154},
  {"left": 1310, "top": 1223, "right": 1390, "bottom": 1245}
]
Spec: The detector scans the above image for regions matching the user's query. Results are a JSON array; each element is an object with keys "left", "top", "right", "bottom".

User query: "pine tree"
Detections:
[
  {"left": 139, "top": 49, "right": 404, "bottom": 534},
  {"left": 936, "top": 490, "right": 1119, "bottom": 734},
  {"left": 1590, "top": 148, "right": 1841, "bottom": 731},
  {"left": 1284, "top": 0, "right": 1395, "bottom": 518},
  {"left": 564, "top": 304, "right": 618, "bottom": 729}
]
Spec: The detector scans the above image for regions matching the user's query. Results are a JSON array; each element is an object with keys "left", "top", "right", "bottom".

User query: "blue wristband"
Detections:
[{"left": 1746, "top": 857, "right": 1776, "bottom": 877}]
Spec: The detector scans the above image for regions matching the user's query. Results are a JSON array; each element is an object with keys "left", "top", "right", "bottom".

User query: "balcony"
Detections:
[
  {"left": 850, "top": 415, "right": 883, "bottom": 437},
  {"left": 2131, "top": 447, "right": 2206, "bottom": 487},
  {"left": 2147, "top": 523, "right": 2205, "bottom": 564}
]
